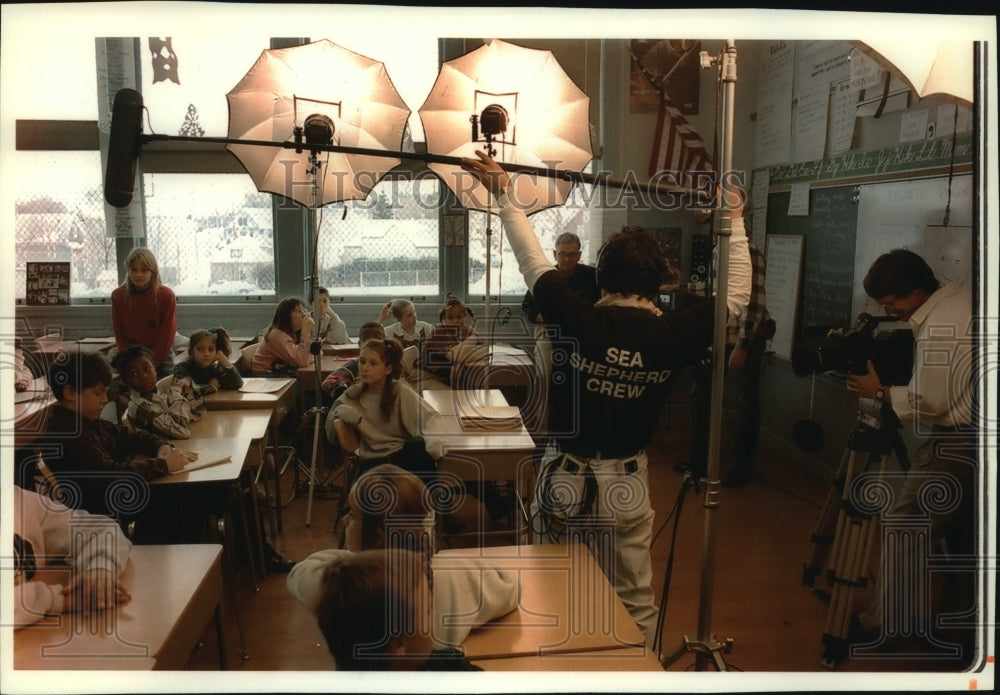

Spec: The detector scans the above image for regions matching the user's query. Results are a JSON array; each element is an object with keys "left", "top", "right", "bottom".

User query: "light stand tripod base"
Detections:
[{"left": 660, "top": 634, "right": 734, "bottom": 671}]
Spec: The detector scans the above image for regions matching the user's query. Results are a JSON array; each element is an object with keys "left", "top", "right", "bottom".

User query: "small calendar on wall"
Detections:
[{"left": 25, "top": 262, "right": 71, "bottom": 306}]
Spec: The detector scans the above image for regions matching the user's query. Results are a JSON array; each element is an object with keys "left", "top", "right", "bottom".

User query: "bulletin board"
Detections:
[
  {"left": 25, "top": 262, "right": 71, "bottom": 305},
  {"left": 763, "top": 235, "right": 804, "bottom": 361}
]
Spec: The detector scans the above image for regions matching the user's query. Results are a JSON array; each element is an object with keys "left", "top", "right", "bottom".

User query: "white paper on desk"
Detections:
[
  {"left": 77, "top": 336, "right": 115, "bottom": 343},
  {"left": 171, "top": 448, "right": 232, "bottom": 474},
  {"left": 238, "top": 378, "right": 290, "bottom": 393}
]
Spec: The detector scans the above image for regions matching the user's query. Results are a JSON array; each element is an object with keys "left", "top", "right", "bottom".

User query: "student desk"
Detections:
[
  {"left": 421, "top": 389, "right": 536, "bottom": 482},
  {"left": 202, "top": 379, "right": 297, "bottom": 532},
  {"left": 157, "top": 420, "right": 268, "bottom": 587},
  {"left": 202, "top": 378, "right": 297, "bottom": 415},
  {"left": 33, "top": 336, "right": 116, "bottom": 357},
  {"left": 297, "top": 355, "right": 350, "bottom": 389},
  {"left": 13, "top": 544, "right": 225, "bottom": 670},
  {"left": 421, "top": 389, "right": 536, "bottom": 543},
  {"left": 441, "top": 543, "right": 646, "bottom": 660}
]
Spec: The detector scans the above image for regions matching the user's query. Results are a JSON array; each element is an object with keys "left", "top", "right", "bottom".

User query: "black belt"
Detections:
[
  {"left": 556, "top": 441, "right": 644, "bottom": 461},
  {"left": 555, "top": 452, "right": 640, "bottom": 476}
]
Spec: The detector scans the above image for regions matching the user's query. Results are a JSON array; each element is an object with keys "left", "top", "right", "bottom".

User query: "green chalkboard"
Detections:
[{"left": 765, "top": 185, "right": 859, "bottom": 334}]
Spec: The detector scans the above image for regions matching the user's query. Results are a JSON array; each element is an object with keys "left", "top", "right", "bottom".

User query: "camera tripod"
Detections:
[{"left": 802, "top": 398, "right": 909, "bottom": 669}]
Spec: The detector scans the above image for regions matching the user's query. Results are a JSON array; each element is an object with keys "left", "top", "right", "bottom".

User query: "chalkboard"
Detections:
[
  {"left": 765, "top": 185, "right": 859, "bottom": 335},
  {"left": 763, "top": 235, "right": 804, "bottom": 361}
]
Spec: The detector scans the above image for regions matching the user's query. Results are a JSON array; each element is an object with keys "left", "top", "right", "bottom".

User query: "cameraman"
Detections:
[{"left": 846, "top": 248, "right": 976, "bottom": 655}]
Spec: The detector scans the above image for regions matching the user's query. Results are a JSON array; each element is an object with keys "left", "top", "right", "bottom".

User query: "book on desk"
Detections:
[{"left": 459, "top": 405, "right": 523, "bottom": 430}]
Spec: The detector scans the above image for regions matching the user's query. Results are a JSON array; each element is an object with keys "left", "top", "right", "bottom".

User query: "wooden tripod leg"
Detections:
[{"left": 804, "top": 448, "right": 851, "bottom": 583}]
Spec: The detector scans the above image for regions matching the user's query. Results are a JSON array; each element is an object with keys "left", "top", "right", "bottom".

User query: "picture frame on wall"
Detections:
[{"left": 25, "top": 262, "right": 71, "bottom": 306}]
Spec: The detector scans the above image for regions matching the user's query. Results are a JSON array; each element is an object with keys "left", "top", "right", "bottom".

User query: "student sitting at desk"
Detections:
[
  {"left": 37, "top": 351, "right": 196, "bottom": 521},
  {"left": 252, "top": 297, "right": 316, "bottom": 376},
  {"left": 288, "top": 465, "right": 517, "bottom": 665},
  {"left": 320, "top": 321, "right": 385, "bottom": 404},
  {"left": 326, "top": 338, "right": 442, "bottom": 482},
  {"left": 174, "top": 327, "right": 244, "bottom": 395},
  {"left": 420, "top": 294, "right": 481, "bottom": 388},
  {"left": 377, "top": 298, "right": 433, "bottom": 351},
  {"left": 13, "top": 485, "right": 133, "bottom": 627},
  {"left": 308, "top": 285, "right": 349, "bottom": 345},
  {"left": 114, "top": 345, "right": 206, "bottom": 440}
]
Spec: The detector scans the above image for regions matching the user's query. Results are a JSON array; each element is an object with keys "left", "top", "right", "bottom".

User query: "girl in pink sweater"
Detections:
[{"left": 252, "top": 297, "right": 316, "bottom": 376}]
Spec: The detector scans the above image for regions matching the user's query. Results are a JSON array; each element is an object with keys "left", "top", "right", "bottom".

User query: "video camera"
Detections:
[{"left": 791, "top": 313, "right": 914, "bottom": 386}]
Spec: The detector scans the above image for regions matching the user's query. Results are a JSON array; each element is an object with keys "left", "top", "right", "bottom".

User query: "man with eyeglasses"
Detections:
[
  {"left": 846, "top": 248, "right": 976, "bottom": 661},
  {"left": 520, "top": 232, "right": 601, "bottom": 435},
  {"left": 521, "top": 232, "right": 600, "bottom": 325}
]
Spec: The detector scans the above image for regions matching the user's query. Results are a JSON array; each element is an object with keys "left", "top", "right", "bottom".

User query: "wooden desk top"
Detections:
[
  {"left": 473, "top": 648, "right": 662, "bottom": 671},
  {"left": 186, "top": 409, "right": 271, "bottom": 441},
  {"left": 421, "top": 388, "right": 510, "bottom": 416},
  {"left": 202, "top": 378, "right": 296, "bottom": 412},
  {"left": 33, "top": 337, "right": 116, "bottom": 356},
  {"left": 440, "top": 543, "right": 645, "bottom": 660},
  {"left": 13, "top": 544, "right": 223, "bottom": 670},
  {"left": 151, "top": 435, "right": 251, "bottom": 485},
  {"left": 298, "top": 355, "right": 350, "bottom": 384},
  {"left": 422, "top": 388, "right": 533, "bottom": 448}
]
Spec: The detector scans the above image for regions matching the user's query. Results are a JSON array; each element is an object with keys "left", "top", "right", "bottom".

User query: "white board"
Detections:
[{"left": 764, "top": 234, "right": 805, "bottom": 361}]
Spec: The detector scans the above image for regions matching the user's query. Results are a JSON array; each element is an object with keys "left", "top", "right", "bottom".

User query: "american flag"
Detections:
[{"left": 647, "top": 93, "right": 714, "bottom": 189}]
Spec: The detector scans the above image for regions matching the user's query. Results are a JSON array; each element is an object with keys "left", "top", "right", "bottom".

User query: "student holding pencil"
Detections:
[{"left": 36, "top": 351, "right": 197, "bottom": 539}]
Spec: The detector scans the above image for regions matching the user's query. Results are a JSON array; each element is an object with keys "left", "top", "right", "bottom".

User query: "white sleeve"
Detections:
[
  {"left": 497, "top": 193, "right": 554, "bottom": 293},
  {"left": 286, "top": 548, "right": 354, "bottom": 610},
  {"left": 725, "top": 218, "right": 752, "bottom": 318},
  {"left": 14, "top": 581, "right": 64, "bottom": 627},
  {"left": 431, "top": 560, "right": 519, "bottom": 648},
  {"left": 325, "top": 314, "right": 349, "bottom": 344},
  {"left": 14, "top": 489, "right": 130, "bottom": 627}
]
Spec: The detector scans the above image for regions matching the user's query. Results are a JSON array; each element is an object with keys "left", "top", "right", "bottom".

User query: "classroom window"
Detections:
[
  {"left": 467, "top": 181, "right": 600, "bottom": 298},
  {"left": 315, "top": 176, "right": 442, "bottom": 296},
  {"left": 13, "top": 150, "right": 113, "bottom": 301},
  {"left": 142, "top": 173, "right": 276, "bottom": 297}
]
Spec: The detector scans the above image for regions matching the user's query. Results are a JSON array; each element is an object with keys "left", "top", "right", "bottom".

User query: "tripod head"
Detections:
[{"left": 847, "top": 396, "right": 908, "bottom": 467}]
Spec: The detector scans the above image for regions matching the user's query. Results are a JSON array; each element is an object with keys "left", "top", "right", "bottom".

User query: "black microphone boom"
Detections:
[
  {"left": 104, "top": 88, "right": 144, "bottom": 207},
  {"left": 103, "top": 88, "right": 711, "bottom": 207}
]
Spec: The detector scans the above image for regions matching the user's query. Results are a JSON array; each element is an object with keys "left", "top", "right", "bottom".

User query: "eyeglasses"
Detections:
[{"left": 555, "top": 250, "right": 581, "bottom": 259}]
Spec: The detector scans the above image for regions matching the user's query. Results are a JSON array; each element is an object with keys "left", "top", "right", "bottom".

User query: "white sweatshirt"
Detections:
[
  {"left": 287, "top": 548, "right": 519, "bottom": 649},
  {"left": 13, "top": 487, "right": 132, "bottom": 627}
]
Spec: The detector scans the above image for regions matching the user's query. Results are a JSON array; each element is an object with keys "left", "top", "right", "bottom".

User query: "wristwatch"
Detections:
[{"left": 875, "top": 384, "right": 887, "bottom": 400}]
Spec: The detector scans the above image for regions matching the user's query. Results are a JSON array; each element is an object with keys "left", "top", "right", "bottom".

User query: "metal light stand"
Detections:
[
  {"left": 661, "top": 39, "right": 738, "bottom": 672},
  {"left": 300, "top": 142, "right": 330, "bottom": 528}
]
